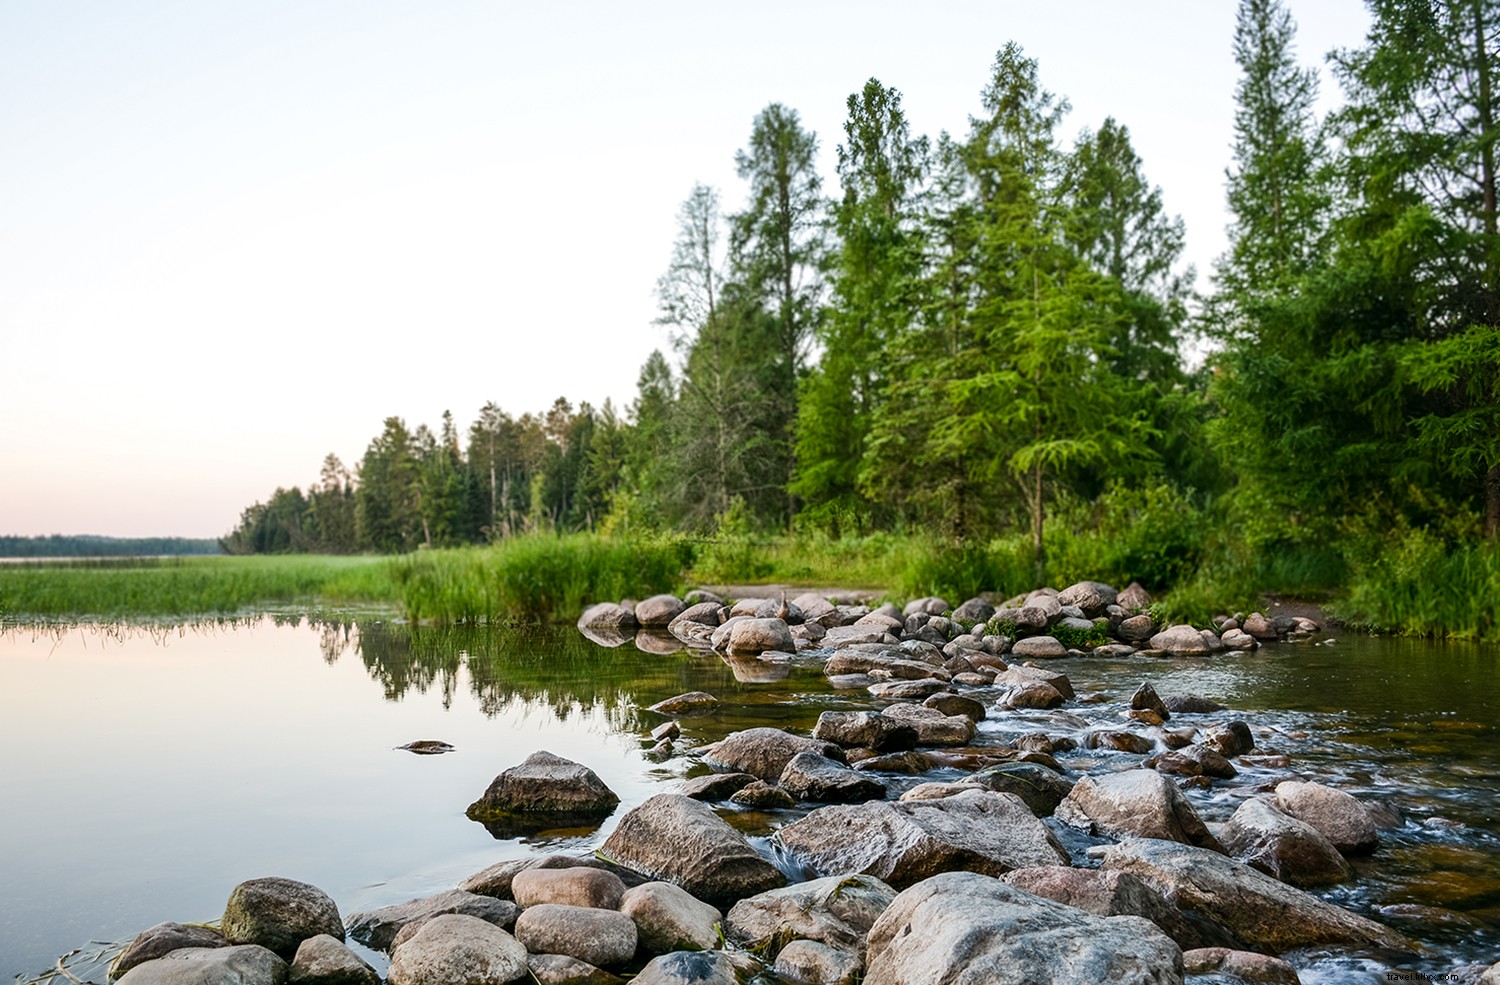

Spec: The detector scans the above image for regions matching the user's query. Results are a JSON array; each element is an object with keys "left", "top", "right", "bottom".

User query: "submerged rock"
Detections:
[{"left": 465, "top": 751, "right": 620, "bottom": 833}]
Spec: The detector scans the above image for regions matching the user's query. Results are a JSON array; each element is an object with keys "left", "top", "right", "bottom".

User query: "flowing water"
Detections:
[{"left": 1, "top": 617, "right": 1496, "bottom": 981}]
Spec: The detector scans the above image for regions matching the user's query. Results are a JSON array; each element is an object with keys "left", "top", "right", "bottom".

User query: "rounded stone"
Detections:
[
  {"left": 513, "top": 904, "right": 638, "bottom": 969},
  {"left": 222, "top": 877, "right": 344, "bottom": 958}
]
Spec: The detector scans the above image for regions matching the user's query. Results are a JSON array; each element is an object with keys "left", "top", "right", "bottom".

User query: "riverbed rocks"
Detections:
[
  {"left": 386, "top": 914, "right": 529, "bottom": 985},
  {"left": 113, "top": 923, "right": 231, "bottom": 979},
  {"left": 513, "top": 904, "right": 638, "bottom": 968},
  {"left": 466, "top": 752, "right": 620, "bottom": 832},
  {"left": 599, "top": 793, "right": 785, "bottom": 904},
  {"left": 780, "top": 751, "right": 888, "bottom": 802},
  {"left": 725, "top": 617, "right": 795, "bottom": 654},
  {"left": 1219, "top": 798, "right": 1352, "bottom": 887},
  {"left": 347, "top": 890, "right": 518, "bottom": 951},
  {"left": 115, "top": 946, "right": 289, "bottom": 985},
  {"left": 724, "top": 873, "right": 896, "bottom": 956},
  {"left": 863, "top": 871, "right": 1184, "bottom": 985},
  {"left": 812, "top": 710, "right": 919, "bottom": 751},
  {"left": 998, "top": 866, "right": 1222, "bottom": 951},
  {"left": 1273, "top": 779, "right": 1380, "bottom": 855},
  {"left": 512, "top": 868, "right": 627, "bottom": 910},
  {"left": 966, "top": 761, "right": 1075, "bottom": 815},
  {"left": 1056, "top": 769, "right": 1224, "bottom": 851},
  {"left": 288, "top": 935, "right": 379, "bottom": 985},
  {"left": 222, "top": 877, "right": 345, "bottom": 959},
  {"left": 578, "top": 603, "right": 637, "bottom": 633},
  {"left": 704, "top": 727, "right": 845, "bottom": 781},
  {"left": 619, "top": 881, "right": 722, "bottom": 953}
]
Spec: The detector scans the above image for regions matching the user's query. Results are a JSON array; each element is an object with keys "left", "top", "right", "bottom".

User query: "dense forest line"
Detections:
[
  {"left": 0, "top": 535, "right": 221, "bottom": 558},
  {"left": 223, "top": 0, "right": 1500, "bottom": 634}
]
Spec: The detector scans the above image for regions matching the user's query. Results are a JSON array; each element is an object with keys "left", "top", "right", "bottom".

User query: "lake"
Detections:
[{"left": 1, "top": 616, "right": 1496, "bottom": 982}]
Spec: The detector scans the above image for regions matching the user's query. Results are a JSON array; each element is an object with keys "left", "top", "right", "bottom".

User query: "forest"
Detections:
[{"left": 222, "top": 0, "right": 1500, "bottom": 637}]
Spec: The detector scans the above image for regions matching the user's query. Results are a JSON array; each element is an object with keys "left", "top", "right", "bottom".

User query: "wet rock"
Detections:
[
  {"left": 1128, "top": 708, "right": 1166, "bottom": 726},
  {"left": 1147, "top": 746, "right": 1237, "bottom": 779},
  {"left": 774, "top": 940, "right": 862, "bottom": 985},
  {"left": 922, "top": 692, "right": 986, "bottom": 721},
  {"left": 1163, "top": 694, "right": 1227, "bottom": 714},
  {"left": 897, "top": 781, "right": 986, "bottom": 801},
  {"left": 998, "top": 681, "right": 1066, "bottom": 709},
  {"left": 578, "top": 603, "right": 637, "bottom": 631},
  {"left": 346, "top": 890, "right": 518, "bottom": 952},
  {"left": 1242, "top": 612, "right": 1278, "bottom": 639},
  {"left": 619, "top": 881, "right": 721, "bottom": 954},
  {"left": 878, "top": 703, "right": 976, "bottom": 746},
  {"left": 679, "top": 772, "right": 756, "bottom": 801},
  {"left": 288, "top": 936, "right": 378, "bottom": 985},
  {"left": 1131, "top": 682, "right": 1171, "bottom": 720},
  {"left": 1273, "top": 780, "right": 1379, "bottom": 855},
  {"left": 823, "top": 625, "right": 892, "bottom": 647},
  {"left": 466, "top": 751, "right": 619, "bottom": 831},
  {"left": 967, "top": 762, "right": 1074, "bottom": 816},
  {"left": 1220, "top": 798, "right": 1352, "bottom": 887},
  {"left": 994, "top": 664, "right": 1074, "bottom": 700},
  {"left": 512, "top": 868, "right": 627, "bottom": 910},
  {"left": 115, "top": 946, "right": 287, "bottom": 985},
  {"left": 776, "top": 789, "right": 1067, "bottom": 889},
  {"left": 1149, "top": 624, "right": 1213, "bottom": 655},
  {"left": 866, "top": 677, "right": 949, "bottom": 700},
  {"left": 386, "top": 914, "right": 528, "bottom": 985},
  {"left": 730, "top": 780, "right": 797, "bottom": 809},
  {"left": 223, "top": 878, "right": 343, "bottom": 959},
  {"left": 852, "top": 750, "right": 933, "bottom": 774},
  {"left": 1221, "top": 628, "right": 1258, "bottom": 649},
  {"left": 1100, "top": 838, "right": 1411, "bottom": 952},
  {"left": 780, "top": 752, "right": 888, "bottom": 802},
  {"left": 1056, "top": 769, "right": 1224, "bottom": 851},
  {"left": 526, "top": 954, "right": 622, "bottom": 985},
  {"left": 1084, "top": 729, "right": 1155, "bottom": 754},
  {"left": 703, "top": 728, "right": 845, "bottom": 782},
  {"left": 724, "top": 873, "right": 896, "bottom": 956},
  {"left": 632, "top": 951, "right": 739, "bottom": 985},
  {"left": 397, "top": 740, "right": 454, "bottom": 755},
  {"left": 113, "top": 923, "right": 229, "bottom": 979},
  {"left": 952, "top": 597, "right": 996, "bottom": 623},
  {"left": 1000, "top": 866, "right": 1225, "bottom": 951},
  {"left": 812, "top": 711, "right": 919, "bottom": 751},
  {"left": 599, "top": 794, "right": 785, "bottom": 904},
  {"left": 726, "top": 618, "right": 794, "bottom": 653},
  {"left": 649, "top": 692, "right": 719, "bottom": 715},
  {"left": 1093, "top": 642, "right": 1138, "bottom": 658},
  {"left": 635, "top": 595, "right": 686, "bottom": 627},
  {"left": 1182, "top": 948, "right": 1300, "bottom": 984},
  {"left": 1009, "top": 635, "right": 1068, "bottom": 658},
  {"left": 668, "top": 601, "right": 722, "bottom": 630},
  {"left": 864, "top": 871, "right": 1183, "bottom": 985},
  {"left": 1203, "top": 721, "right": 1255, "bottom": 758},
  {"left": 513, "top": 904, "right": 637, "bottom": 969}
]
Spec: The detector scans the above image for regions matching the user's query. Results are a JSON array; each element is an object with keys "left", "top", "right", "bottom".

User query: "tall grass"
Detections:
[{"left": 1335, "top": 530, "right": 1500, "bottom": 640}]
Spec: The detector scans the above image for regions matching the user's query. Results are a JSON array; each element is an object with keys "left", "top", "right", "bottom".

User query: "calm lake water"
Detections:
[{"left": 1, "top": 617, "right": 1496, "bottom": 982}]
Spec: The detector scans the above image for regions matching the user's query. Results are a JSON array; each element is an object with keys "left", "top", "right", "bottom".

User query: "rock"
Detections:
[
  {"left": 1182, "top": 948, "right": 1300, "bottom": 984},
  {"left": 115, "top": 946, "right": 287, "bottom": 985},
  {"left": 1273, "top": 780, "right": 1380, "bottom": 855},
  {"left": 725, "top": 873, "right": 896, "bottom": 955},
  {"left": 222, "top": 878, "right": 343, "bottom": 959},
  {"left": 1203, "top": 721, "right": 1255, "bottom": 758},
  {"left": 619, "top": 881, "right": 721, "bottom": 954},
  {"left": 1117, "top": 582, "right": 1153, "bottom": 612},
  {"left": 1219, "top": 799, "right": 1352, "bottom": 887},
  {"left": 1009, "top": 635, "right": 1068, "bottom": 658},
  {"left": 1149, "top": 624, "right": 1213, "bottom": 655},
  {"left": 346, "top": 890, "right": 518, "bottom": 952},
  {"left": 852, "top": 750, "right": 933, "bottom": 774},
  {"left": 513, "top": 905, "right": 637, "bottom": 969},
  {"left": 526, "top": 954, "right": 623, "bottom": 985},
  {"left": 823, "top": 625, "right": 891, "bottom": 647},
  {"left": 599, "top": 794, "right": 785, "bottom": 904},
  {"left": 386, "top": 914, "right": 528, "bottom": 985},
  {"left": 1480, "top": 962, "right": 1500, "bottom": 985},
  {"left": 774, "top": 940, "right": 863, "bottom": 985},
  {"left": 1242, "top": 612, "right": 1278, "bottom": 639},
  {"left": 812, "top": 711, "right": 919, "bottom": 751},
  {"left": 967, "top": 762, "right": 1074, "bottom": 816},
  {"left": 288, "top": 936, "right": 378, "bottom": 985},
  {"left": 780, "top": 751, "right": 888, "bottom": 802},
  {"left": 397, "top": 740, "right": 455, "bottom": 755},
  {"left": 466, "top": 752, "right": 619, "bottom": 831},
  {"left": 512, "top": 868, "right": 627, "bottom": 910},
  {"left": 952, "top": 597, "right": 996, "bottom": 623},
  {"left": 897, "top": 781, "right": 986, "bottom": 801},
  {"left": 678, "top": 772, "right": 756, "bottom": 801},
  {"left": 922, "top": 692, "right": 986, "bottom": 722},
  {"left": 903, "top": 596, "right": 950, "bottom": 616},
  {"left": 459, "top": 855, "right": 616, "bottom": 900},
  {"left": 998, "top": 681, "right": 1065, "bottom": 709},
  {"left": 703, "top": 728, "right": 845, "bottom": 782},
  {"left": 1057, "top": 581, "right": 1117, "bottom": 617},
  {"left": 1000, "top": 866, "right": 1224, "bottom": 951},
  {"left": 863, "top": 871, "right": 1183, "bottom": 985},
  {"left": 578, "top": 603, "right": 637, "bottom": 631},
  {"left": 1056, "top": 769, "right": 1224, "bottom": 851},
  {"left": 1221, "top": 628, "right": 1258, "bottom": 649},
  {"left": 1147, "top": 747, "right": 1237, "bottom": 780},
  {"left": 1131, "top": 683, "right": 1171, "bottom": 720},
  {"left": 867, "top": 678, "right": 949, "bottom": 699},
  {"left": 648, "top": 692, "right": 719, "bottom": 715},
  {"left": 635, "top": 595, "right": 686, "bottom": 627},
  {"left": 668, "top": 601, "right": 723, "bottom": 630},
  {"left": 994, "top": 664, "right": 1074, "bottom": 699},
  {"left": 775, "top": 789, "right": 1067, "bottom": 889},
  {"left": 1163, "top": 694, "right": 1227, "bottom": 713},
  {"left": 793, "top": 593, "right": 839, "bottom": 623},
  {"left": 878, "top": 703, "right": 976, "bottom": 746},
  {"left": 632, "top": 951, "right": 739, "bottom": 985},
  {"left": 752, "top": 597, "right": 804, "bottom": 623},
  {"left": 1100, "top": 838, "right": 1411, "bottom": 952},
  {"left": 730, "top": 780, "right": 797, "bottom": 808},
  {"left": 1083, "top": 729, "right": 1155, "bottom": 754},
  {"left": 113, "top": 923, "right": 230, "bottom": 979},
  {"left": 726, "top": 618, "right": 794, "bottom": 653}
]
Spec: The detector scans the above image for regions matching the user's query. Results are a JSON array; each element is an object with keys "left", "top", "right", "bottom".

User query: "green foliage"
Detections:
[
  {"left": 1045, "top": 483, "right": 1211, "bottom": 590},
  {"left": 1051, "top": 622, "right": 1109, "bottom": 649},
  {"left": 691, "top": 498, "right": 774, "bottom": 584},
  {"left": 1335, "top": 526, "right": 1500, "bottom": 640},
  {"left": 0, "top": 535, "right": 220, "bottom": 558},
  {"left": 891, "top": 538, "right": 1034, "bottom": 602}
]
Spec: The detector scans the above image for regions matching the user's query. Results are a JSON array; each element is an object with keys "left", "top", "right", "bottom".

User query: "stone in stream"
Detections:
[
  {"left": 385, "top": 914, "right": 528, "bottom": 985},
  {"left": 1163, "top": 693, "right": 1227, "bottom": 714},
  {"left": 222, "top": 877, "right": 344, "bottom": 959},
  {"left": 1009, "top": 635, "right": 1068, "bottom": 658},
  {"left": 1182, "top": 948, "right": 1300, "bottom": 985},
  {"left": 773, "top": 940, "right": 862, "bottom": 985},
  {"left": 1203, "top": 720, "right": 1255, "bottom": 758},
  {"left": 863, "top": 871, "right": 1183, "bottom": 985},
  {"left": 598, "top": 793, "right": 786, "bottom": 904},
  {"left": 578, "top": 602, "right": 637, "bottom": 631},
  {"left": 677, "top": 772, "right": 756, "bottom": 801},
  {"left": 458, "top": 854, "right": 624, "bottom": 901},
  {"left": 1083, "top": 729, "right": 1155, "bottom": 754},
  {"left": 1273, "top": 780, "right": 1380, "bottom": 855},
  {"left": 112, "top": 923, "right": 230, "bottom": 979},
  {"left": 725, "top": 617, "right": 794, "bottom": 653},
  {"left": 345, "top": 890, "right": 518, "bottom": 952},
  {"left": 632, "top": 951, "right": 740, "bottom": 985},
  {"left": 779, "top": 751, "right": 888, "bottom": 802},
  {"left": 812, "top": 710, "right": 919, "bottom": 751},
  {"left": 1055, "top": 769, "right": 1225, "bottom": 851},
  {"left": 115, "top": 946, "right": 287, "bottom": 985},
  {"left": 878, "top": 703, "right": 976, "bottom": 746},
  {"left": 635, "top": 595, "right": 686, "bottom": 627},
  {"left": 648, "top": 691, "right": 719, "bottom": 715},
  {"left": 775, "top": 789, "right": 1067, "bottom": 890},
  {"left": 999, "top": 865, "right": 1230, "bottom": 951},
  {"left": 1099, "top": 838, "right": 1412, "bottom": 953},
  {"left": 619, "top": 881, "right": 722, "bottom": 954},
  {"left": 1147, "top": 746, "right": 1237, "bottom": 780},
  {"left": 1219, "top": 798, "right": 1352, "bottom": 887},
  {"left": 966, "top": 762, "right": 1075, "bottom": 816},
  {"left": 724, "top": 873, "right": 897, "bottom": 957},
  {"left": 465, "top": 751, "right": 620, "bottom": 834},
  {"left": 923, "top": 692, "right": 987, "bottom": 722},
  {"left": 527, "top": 954, "right": 623, "bottom": 985},
  {"left": 703, "top": 727, "right": 845, "bottom": 782},
  {"left": 511, "top": 867, "right": 627, "bottom": 909},
  {"left": 866, "top": 678, "right": 950, "bottom": 700},
  {"left": 993, "top": 664, "right": 1074, "bottom": 699},
  {"left": 1130, "top": 682, "right": 1171, "bottom": 720},
  {"left": 288, "top": 935, "right": 379, "bottom": 985},
  {"left": 730, "top": 780, "right": 797, "bottom": 809},
  {"left": 1149, "top": 624, "right": 1214, "bottom": 655},
  {"left": 397, "top": 739, "right": 455, "bottom": 755},
  {"left": 513, "top": 904, "right": 638, "bottom": 969}
]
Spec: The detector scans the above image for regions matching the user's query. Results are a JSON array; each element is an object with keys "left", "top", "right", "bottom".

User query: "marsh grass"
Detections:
[{"left": 1335, "top": 532, "right": 1500, "bottom": 640}]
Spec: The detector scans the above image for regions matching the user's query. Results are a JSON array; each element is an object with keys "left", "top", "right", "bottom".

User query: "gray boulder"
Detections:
[
  {"left": 458, "top": 855, "right": 614, "bottom": 900},
  {"left": 903, "top": 596, "right": 950, "bottom": 617},
  {"left": 648, "top": 691, "right": 719, "bottom": 715},
  {"left": 288, "top": 936, "right": 378, "bottom": 985},
  {"left": 578, "top": 603, "right": 637, "bottom": 631},
  {"left": 780, "top": 751, "right": 888, "bottom": 802},
  {"left": 1057, "top": 581, "right": 1117, "bottom": 617},
  {"left": 513, "top": 905, "right": 637, "bottom": 969},
  {"left": 1181, "top": 948, "right": 1300, "bottom": 985},
  {"left": 1117, "top": 615, "right": 1156, "bottom": 642},
  {"left": 678, "top": 772, "right": 756, "bottom": 801},
  {"left": 466, "top": 751, "right": 619, "bottom": 830},
  {"left": 1273, "top": 780, "right": 1379, "bottom": 855},
  {"left": 774, "top": 940, "right": 863, "bottom": 985},
  {"left": 1203, "top": 721, "right": 1255, "bottom": 758},
  {"left": 113, "top": 923, "right": 229, "bottom": 980},
  {"left": 635, "top": 595, "right": 686, "bottom": 627},
  {"left": 511, "top": 867, "right": 627, "bottom": 909},
  {"left": 725, "top": 873, "right": 896, "bottom": 956},
  {"left": 1219, "top": 798, "right": 1351, "bottom": 887},
  {"left": 620, "top": 881, "right": 722, "bottom": 954},
  {"left": 632, "top": 951, "right": 739, "bottom": 985},
  {"left": 346, "top": 890, "right": 518, "bottom": 952},
  {"left": 222, "top": 878, "right": 343, "bottom": 959},
  {"left": 1149, "top": 624, "right": 1213, "bottom": 655},
  {"left": 1009, "top": 635, "right": 1068, "bottom": 658},
  {"left": 878, "top": 703, "right": 976, "bottom": 746},
  {"left": 952, "top": 598, "right": 996, "bottom": 623},
  {"left": 1131, "top": 682, "right": 1171, "bottom": 720},
  {"left": 386, "top": 914, "right": 528, "bottom": 985},
  {"left": 726, "top": 618, "right": 794, "bottom": 653},
  {"left": 966, "top": 762, "right": 1074, "bottom": 816},
  {"left": 115, "top": 947, "right": 287, "bottom": 985},
  {"left": 775, "top": 789, "right": 1067, "bottom": 889},
  {"left": 1000, "top": 866, "right": 1227, "bottom": 951},
  {"left": 993, "top": 664, "right": 1074, "bottom": 700},
  {"left": 923, "top": 692, "right": 987, "bottom": 722},
  {"left": 812, "top": 711, "right": 919, "bottom": 751},
  {"left": 526, "top": 955, "right": 623, "bottom": 985},
  {"left": 598, "top": 794, "right": 785, "bottom": 904},
  {"left": 1056, "top": 770, "right": 1224, "bottom": 851},
  {"left": 703, "top": 728, "right": 845, "bottom": 782},
  {"left": 863, "top": 872, "right": 1183, "bottom": 985}
]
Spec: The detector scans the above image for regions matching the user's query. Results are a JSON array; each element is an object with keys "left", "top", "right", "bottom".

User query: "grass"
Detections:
[{"left": 1334, "top": 531, "right": 1500, "bottom": 640}]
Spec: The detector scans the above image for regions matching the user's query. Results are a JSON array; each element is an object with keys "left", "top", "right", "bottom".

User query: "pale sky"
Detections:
[{"left": 0, "top": 1, "right": 1369, "bottom": 539}]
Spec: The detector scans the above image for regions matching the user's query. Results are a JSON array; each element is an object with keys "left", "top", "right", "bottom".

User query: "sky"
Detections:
[{"left": 0, "top": 1, "right": 1371, "bottom": 540}]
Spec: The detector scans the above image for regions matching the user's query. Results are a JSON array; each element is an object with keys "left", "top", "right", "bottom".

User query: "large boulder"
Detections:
[
  {"left": 346, "top": 890, "right": 518, "bottom": 952},
  {"left": 878, "top": 703, "right": 976, "bottom": 746},
  {"left": 863, "top": 872, "right": 1183, "bottom": 985},
  {"left": 774, "top": 940, "right": 862, "bottom": 985},
  {"left": 115, "top": 947, "right": 287, "bottom": 985},
  {"left": 578, "top": 603, "right": 637, "bottom": 632},
  {"left": 525, "top": 955, "right": 623, "bottom": 985},
  {"left": 993, "top": 665, "right": 1074, "bottom": 700},
  {"left": 222, "top": 878, "right": 344, "bottom": 959},
  {"left": 466, "top": 752, "right": 619, "bottom": 832},
  {"left": 620, "top": 881, "right": 722, "bottom": 954},
  {"left": 703, "top": 728, "right": 845, "bottom": 782},
  {"left": 635, "top": 595, "right": 687, "bottom": 627},
  {"left": 724, "top": 873, "right": 896, "bottom": 956},
  {"left": 458, "top": 855, "right": 617, "bottom": 900},
  {"left": 632, "top": 951, "right": 739, "bottom": 985},
  {"left": 113, "top": 923, "right": 230, "bottom": 979},
  {"left": 513, "top": 905, "right": 637, "bottom": 969},
  {"left": 288, "top": 935, "right": 379, "bottom": 985},
  {"left": 775, "top": 789, "right": 1067, "bottom": 890},
  {"left": 999, "top": 866, "right": 1229, "bottom": 952},
  {"left": 1273, "top": 780, "right": 1380, "bottom": 855},
  {"left": 966, "top": 762, "right": 1074, "bottom": 816},
  {"left": 511, "top": 868, "right": 626, "bottom": 910},
  {"left": 1057, "top": 581, "right": 1117, "bottom": 617},
  {"left": 1149, "top": 625, "right": 1213, "bottom": 655},
  {"left": 812, "top": 711, "right": 919, "bottom": 751},
  {"left": 1056, "top": 770, "right": 1224, "bottom": 852},
  {"left": 599, "top": 794, "right": 785, "bottom": 904},
  {"left": 1100, "top": 838, "right": 1411, "bottom": 953},
  {"left": 780, "top": 752, "right": 888, "bottom": 803},
  {"left": 1009, "top": 636, "right": 1068, "bottom": 658},
  {"left": 385, "top": 914, "right": 528, "bottom": 985},
  {"left": 726, "top": 618, "right": 794, "bottom": 653},
  {"left": 1219, "top": 798, "right": 1352, "bottom": 887}
]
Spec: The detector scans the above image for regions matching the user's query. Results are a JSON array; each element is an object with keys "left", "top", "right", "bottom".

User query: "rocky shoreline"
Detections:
[{"left": 98, "top": 581, "right": 1498, "bottom": 985}]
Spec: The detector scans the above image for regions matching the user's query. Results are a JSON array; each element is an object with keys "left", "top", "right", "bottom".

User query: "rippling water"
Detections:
[{"left": 1, "top": 619, "right": 1495, "bottom": 981}]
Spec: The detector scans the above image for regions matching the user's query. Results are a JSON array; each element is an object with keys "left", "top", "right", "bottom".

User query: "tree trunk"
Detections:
[
  {"left": 1487, "top": 463, "right": 1500, "bottom": 541},
  {"left": 1475, "top": 0, "right": 1498, "bottom": 317},
  {"left": 1032, "top": 462, "right": 1045, "bottom": 585}
]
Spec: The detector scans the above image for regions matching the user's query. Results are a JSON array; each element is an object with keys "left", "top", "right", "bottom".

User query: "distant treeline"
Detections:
[{"left": 0, "top": 535, "right": 222, "bottom": 558}]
